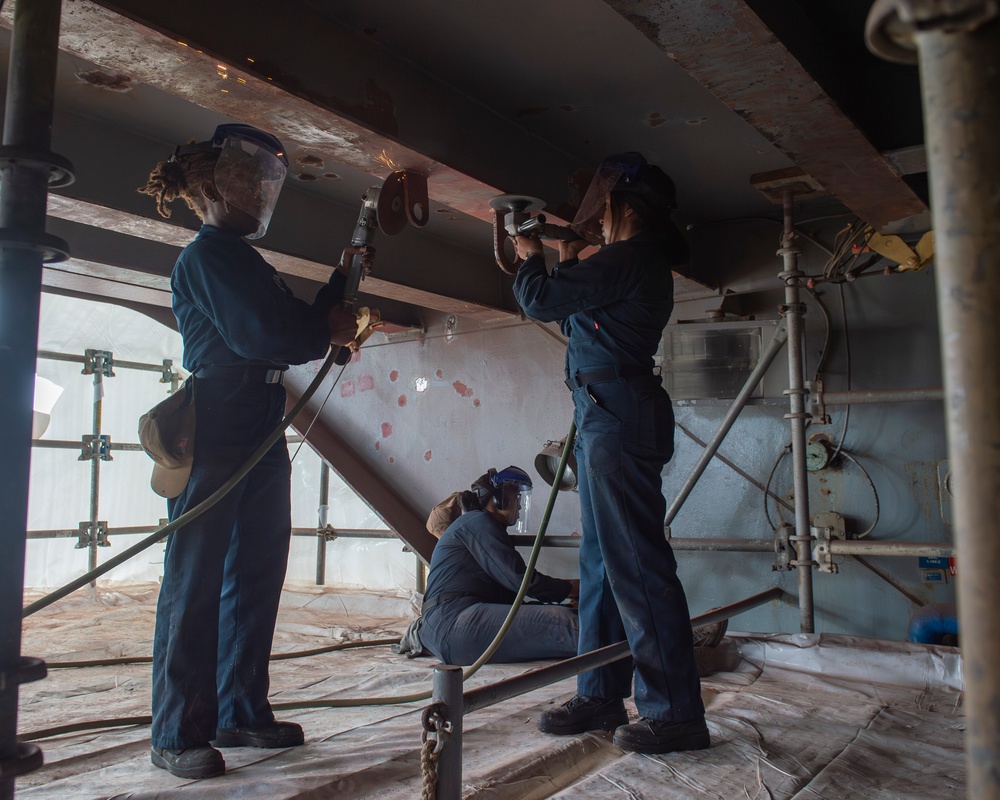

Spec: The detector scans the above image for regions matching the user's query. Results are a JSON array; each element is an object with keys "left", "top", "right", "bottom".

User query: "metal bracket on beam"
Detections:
[
  {"left": 772, "top": 525, "right": 794, "bottom": 572},
  {"left": 76, "top": 520, "right": 110, "bottom": 549},
  {"left": 82, "top": 349, "right": 115, "bottom": 377},
  {"left": 79, "top": 434, "right": 113, "bottom": 461}
]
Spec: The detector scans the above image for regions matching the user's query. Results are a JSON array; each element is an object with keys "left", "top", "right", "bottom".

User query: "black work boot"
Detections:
[
  {"left": 613, "top": 716, "right": 711, "bottom": 754},
  {"left": 212, "top": 720, "right": 304, "bottom": 748},
  {"left": 150, "top": 745, "right": 225, "bottom": 778},
  {"left": 537, "top": 695, "right": 629, "bottom": 735}
]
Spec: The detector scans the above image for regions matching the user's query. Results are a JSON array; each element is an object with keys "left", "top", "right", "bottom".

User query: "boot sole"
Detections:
[
  {"left": 537, "top": 711, "right": 629, "bottom": 736},
  {"left": 150, "top": 750, "right": 225, "bottom": 779},
  {"left": 613, "top": 730, "right": 711, "bottom": 754}
]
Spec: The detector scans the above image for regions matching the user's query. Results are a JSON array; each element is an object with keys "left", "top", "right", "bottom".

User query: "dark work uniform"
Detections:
[
  {"left": 421, "top": 510, "right": 578, "bottom": 666},
  {"left": 512, "top": 230, "right": 704, "bottom": 723},
  {"left": 151, "top": 225, "right": 343, "bottom": 750}
]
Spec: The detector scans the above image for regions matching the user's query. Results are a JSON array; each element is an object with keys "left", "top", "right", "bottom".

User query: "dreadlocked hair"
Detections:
[{"left": 138, "top": 151, "right": 218, "bottom": 220}]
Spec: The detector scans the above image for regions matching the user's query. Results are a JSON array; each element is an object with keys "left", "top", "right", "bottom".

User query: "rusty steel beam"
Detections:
[
  {"left": 4, "top": 0, "right": 574, "bottom": 222},
  {"left": 603, "top": 0, "right": 927, "bottom": 229},
  {"left": 46, "top": 195, "right": 516, "bottom": 322}
]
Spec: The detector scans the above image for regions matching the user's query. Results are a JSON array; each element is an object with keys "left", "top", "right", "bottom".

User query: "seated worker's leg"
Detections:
[{"left": 440, "top": 601, "right": 579, "bottom": 666}]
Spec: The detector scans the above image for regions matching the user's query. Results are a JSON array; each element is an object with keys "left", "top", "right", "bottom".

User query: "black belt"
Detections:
[
  {"left": 564, "top": 366, "right": 655, "bottom": 391},
  {"left": 421, "top": 591, "right": 469, "bottom": 612},
  {"left": 195, "top": 365, "right": 287, "bottom": 385}
]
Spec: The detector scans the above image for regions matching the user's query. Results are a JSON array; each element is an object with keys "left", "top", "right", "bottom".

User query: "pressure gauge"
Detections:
[{"left": 805, "top": 438, "right": 831, "bottom": 472}]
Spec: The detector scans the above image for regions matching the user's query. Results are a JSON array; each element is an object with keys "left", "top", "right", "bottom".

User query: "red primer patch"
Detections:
[
  {"left": 436, "top": 369, "right": 444, "bottom": 378},
  {"left": 398, "top": 395, "right": 407, "bottom": 407},
  {"left": 452, "top": 380, "right": 474, "bottom": 398},
  {"left": 358, "top": 374, "right": 375, "bottom": 391},
  {"left": 390, "top": 370, "right": 399, "bottom": 382},
  {"left": 374, "top": 441, "right": 381, "bottom": 451},
  {"left": 389, "top": 456, "right": 395, "bottom": 463},
  {"left": 424, "top": 450, "right": 432, "bottom": 462},
  {"left": 381, "top": 422, "right": 393, "bottom": 438},
  {"left": 473, "top": 398, "right": 481, "bottom": 408},
  {"left": 341, "top": 381, "right": 355, "bottom": 398}
]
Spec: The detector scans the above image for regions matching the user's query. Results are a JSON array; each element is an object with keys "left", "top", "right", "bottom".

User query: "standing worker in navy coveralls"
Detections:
[
  {"left": 138, "top": 124, "right": 360, "bottom": 779},
  {"left": 511, "top": 153, "right": 709, "bottom": 755}
]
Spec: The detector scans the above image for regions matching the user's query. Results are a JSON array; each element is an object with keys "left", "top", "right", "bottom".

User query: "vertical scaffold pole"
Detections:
[
  {"left": 0, "top": 0, "right": 73, "bottom": 794},
  {"left": 778, "top": 189, "right": 814, "bottom": 633},
  {"left": 866, "top": 5, "right": 1000, "bottom": 796}
]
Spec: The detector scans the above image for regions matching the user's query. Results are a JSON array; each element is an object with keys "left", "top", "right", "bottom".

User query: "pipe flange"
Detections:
[
  {"left": 0, "top": 656, "right": 47, "bottom": 690},
  {"left": 866, "top": 0, "right": 999, "bottom": 64},
  {"left": 0, "top": 742, "right": 43, "bottom": 779},
  {"left": 0, "top": 229, "right": 70, "bottom": 263},
  {"left": 0, "top": 146, "right": 75, "bottom": 187}
]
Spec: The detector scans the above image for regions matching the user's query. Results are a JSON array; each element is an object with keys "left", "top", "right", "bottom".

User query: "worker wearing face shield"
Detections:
[
  {"left": 418, "top": 467, "right": 580, "bottom": 666},
  {"left": 511, "top": 153, "right": 708, "bottom": 755},
  {"left": 138, "top": 124, "right": 360, "bottom": 779}
]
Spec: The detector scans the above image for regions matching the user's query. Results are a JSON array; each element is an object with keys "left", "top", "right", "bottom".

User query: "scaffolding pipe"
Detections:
[
  {"left": 87, "top": 364, "right": 104, "bottom": 580},
  {"left": 664, "top": 319, "right": 788, "bottom": 527},
  {"left": 912, "top": 10, "right": 1000, "bottom": 799},
  {"left": 317, "top": 462, "right": 330, "bottom": 586},
  {"left": 778, "top": 190, "right": 814, "bottom": 634},
  {"left": 0, "top": 0, "right": 67, "bottom": 792},
  {"left": 431, "top": 665, "right": 464, "bottom": 800},
  {"left": 818, "top": 387, "right": 943, "bottom": 406}
]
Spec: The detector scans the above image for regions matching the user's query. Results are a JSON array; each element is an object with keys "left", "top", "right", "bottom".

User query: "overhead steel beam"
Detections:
[
  {"left": 46, "top": 195, "right": 517, "bottom": 322},
  {"left": 604, "top": 0, "right": 927, "bottom": 229},
  {"left": 6, "top": 0, "right": 579, "bottom": 219}
]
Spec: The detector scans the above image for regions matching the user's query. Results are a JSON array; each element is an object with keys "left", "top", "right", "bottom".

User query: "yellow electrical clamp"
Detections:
[{"left": 866, "top": 228, "right": 935, "bottom": 271}]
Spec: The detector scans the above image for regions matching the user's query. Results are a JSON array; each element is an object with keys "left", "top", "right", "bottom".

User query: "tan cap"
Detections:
[{"left": 138, "top": 382, "right": 196, "bottom": 499}]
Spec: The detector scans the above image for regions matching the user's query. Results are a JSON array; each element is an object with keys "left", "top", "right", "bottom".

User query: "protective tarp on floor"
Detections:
[{"left": 17, "top": 586, "right": 964, "bottom": 799}]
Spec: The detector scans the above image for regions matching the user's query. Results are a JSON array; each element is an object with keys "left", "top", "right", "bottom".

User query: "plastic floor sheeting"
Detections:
[{"left": 17, "top": 585, "right": 964, "bottom": 799}]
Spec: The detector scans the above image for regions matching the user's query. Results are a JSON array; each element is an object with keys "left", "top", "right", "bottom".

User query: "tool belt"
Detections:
[
  {"left": 421, "top": 591, "right": 470, "bottom": 612},
  {"left": 564, "top": 365, "right": 655, "bottom": 391},
  {"left": 195, "top": 365, "right": 287, "bottom": 385}
]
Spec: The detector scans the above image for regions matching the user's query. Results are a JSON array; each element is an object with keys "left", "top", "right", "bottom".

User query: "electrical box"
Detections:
[{"left": 658, "top": 319, "right": 786, "bottom": 405}]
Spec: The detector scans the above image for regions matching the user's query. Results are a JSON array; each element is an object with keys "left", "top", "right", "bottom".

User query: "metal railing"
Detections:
[{"left": 424, "top": 587, "right": 784, "bottom": 800}]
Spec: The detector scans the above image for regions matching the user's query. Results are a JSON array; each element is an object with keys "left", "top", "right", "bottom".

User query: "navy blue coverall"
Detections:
[
  {"left": 151, "top": 225, "right": 343, "bottom": 750},
  {"left": 512, "top": 230, "right": 704, "bottom": 723},
  {"left": 421, "top": 510, "right": 578, "bottom": 666}
]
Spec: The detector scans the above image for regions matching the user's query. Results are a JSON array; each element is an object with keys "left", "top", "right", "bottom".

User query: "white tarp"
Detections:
[{"left": 17, "top": 585, "right": 964, "bottom": 800}]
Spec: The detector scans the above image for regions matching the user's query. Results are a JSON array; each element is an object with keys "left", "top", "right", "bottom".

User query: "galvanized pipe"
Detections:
[
  {"left": 778, "top": 190, "right": 814, "bottom": 634},
  {"left": 914, "top": 11, "right": 1000, "bottom": 799},
  {"left": 826, "top": 540, "right": 954, "bottom": 558},
  {"left": 316, "top": 462, "right": 330, "bottom": 586},
  {"left": 0, "top": 0, "right": 64, "bottom": 793},
  {"left": 818, "top": 387, "right": 943, "bottom": 405},
  {"left": 664, "top": 319, "right": 789, "bottom": 527},
  {"left": 88, "top": 367, "right": 104, "bottom": 580},
  {"left": 432, "top": 665, "right": 464, "bottom": 800},
  {"left": 463, "top": 587, "right": 783, "bottom": 715}
]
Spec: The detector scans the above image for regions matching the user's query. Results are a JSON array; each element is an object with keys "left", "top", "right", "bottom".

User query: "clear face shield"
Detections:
[
  {"left": 214, "top": 134, "right": 288, "bottom": 240},
  {"left": 570, "top": 152, "right": 648, "bottom": 244},
  {"left": 498, "top": 482, "right": 532, "bottom": 534}
]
